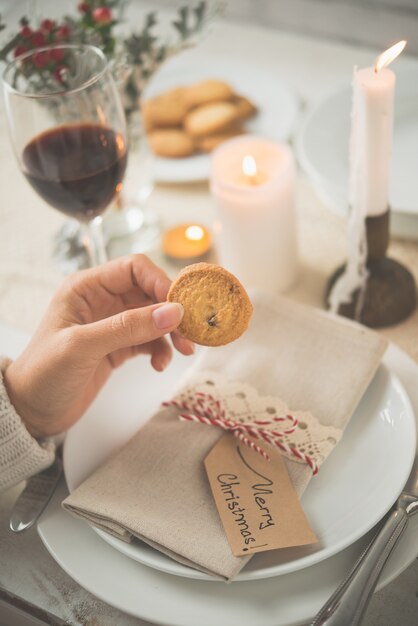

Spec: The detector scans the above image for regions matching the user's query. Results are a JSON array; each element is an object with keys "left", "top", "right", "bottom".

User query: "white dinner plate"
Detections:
[
  {"left": 143, "top": 55, "right": 299, "bottom": 183},
  {"left": 63, "top": 341, "right": 416, "bottom": 581},
  {"left": 36, "top": 343, "right": 418, "bottom": 626},
  {"left": 3, "top": 324, "right": 416, "bottom": 626},
  {"left": 296, "top": 68, "right": 418, "bottom": 237}
]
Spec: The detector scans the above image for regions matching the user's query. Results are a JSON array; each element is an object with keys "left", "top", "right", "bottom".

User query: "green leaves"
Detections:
[
  {"left": 194, "top": 1, "right": 207, "bottom": 28},
  {"left": 120, "top": 0, "right": 223, "bottom": 114},
  {"left": 172, "top": 2, "right": 208, "bottom": 40},
  {"left": 0, "top": 32, "right": 20, "bottom": 62},
  {"left": 123, "top": 11, "right": 158, "bottom": 64},
  {"left": 172, "top": 7, "right": 190, "bottom": 40},
  {"left": 0, "top": 1, "right": 224, "bottom": 118},
  {"left": 124, "top": 1, "right": 217, "bottom": 69}
]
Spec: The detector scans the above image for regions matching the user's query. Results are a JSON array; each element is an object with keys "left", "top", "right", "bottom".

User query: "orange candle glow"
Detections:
[{"left": 163, "top": 223, "right": 212, "bottom": 261}]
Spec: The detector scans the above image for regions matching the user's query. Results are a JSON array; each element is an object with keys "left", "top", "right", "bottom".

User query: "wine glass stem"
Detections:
[{"left": 82, "top": 216, "right": 107, "bottom": 266}]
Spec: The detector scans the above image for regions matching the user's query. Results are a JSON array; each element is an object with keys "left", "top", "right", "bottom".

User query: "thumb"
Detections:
[{"left": 76, "top": 302, "right": 184, "bottom": 358}]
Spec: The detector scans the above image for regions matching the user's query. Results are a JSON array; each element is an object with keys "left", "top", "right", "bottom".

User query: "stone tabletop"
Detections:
[{"left": 0, "top": 12, "right": 417, "bottom": 626}]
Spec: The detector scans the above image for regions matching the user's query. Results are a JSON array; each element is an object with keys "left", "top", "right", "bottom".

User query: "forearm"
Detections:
[{"left": 0, "top": 357, "right": 55, "bottom": 493}]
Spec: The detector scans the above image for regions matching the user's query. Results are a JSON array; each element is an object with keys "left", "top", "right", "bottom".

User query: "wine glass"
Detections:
[{"left": 2, "top": 44, "right": 128, "bottom": 267}]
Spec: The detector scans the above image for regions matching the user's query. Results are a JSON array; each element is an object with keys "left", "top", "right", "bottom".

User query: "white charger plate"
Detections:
[
  {"left": 63, "top": 341, "right": 416, "bottom": 581},
  {"left": 296, "top": 68, "right": 418, "bottom": 236},
  {"left": 3, "top": 324, "right": 415, "bottom": 626},
  {"left": 143, "top": 55, "right": 299, "bottom": 183},
  {"left": 36, "top": 343, "right": 418, "bottom": 626}
]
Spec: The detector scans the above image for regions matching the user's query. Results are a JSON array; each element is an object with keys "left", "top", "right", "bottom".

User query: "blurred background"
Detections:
[
  {"left": 2, "top": 0, "right": 418, "bottom": 53},
  {"left": 158, "top": 0, "right": 418, "bottom": 53}
]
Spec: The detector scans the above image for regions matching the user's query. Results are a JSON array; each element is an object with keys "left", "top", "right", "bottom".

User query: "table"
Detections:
[{"left": 0, "top": 15, "right": 417, "bottom": 626}]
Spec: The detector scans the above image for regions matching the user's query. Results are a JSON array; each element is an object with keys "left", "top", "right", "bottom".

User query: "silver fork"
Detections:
[{"left": 311, "top": 454, "right": 418, "bottom": 626}]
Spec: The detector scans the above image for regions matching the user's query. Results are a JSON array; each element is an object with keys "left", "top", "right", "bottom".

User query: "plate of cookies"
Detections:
[{"left": 142, "top": 57, "right": 299, "bottom": 183}]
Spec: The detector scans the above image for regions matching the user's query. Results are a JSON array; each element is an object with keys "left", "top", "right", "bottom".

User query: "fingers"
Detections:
[
  {"left": 62, "top": 254, "right": 197, "bottom": 361},
  {"left": 75, "top": 254, "right": 172, "bottom": 303},
  {"left": 171, "top": 330, "right": 195, "bottom": 356},
  {"left": 76, "top": 301, "right": 184, "bottom": 359},
  {"left": 107, "top": 337, "right": 173, "bottom": 372},
  {"left": 149, "top": 338, "right": 173, "bottom": 372}
]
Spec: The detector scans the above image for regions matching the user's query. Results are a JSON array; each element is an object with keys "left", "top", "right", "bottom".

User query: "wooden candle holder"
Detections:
[{"left": 325, "top": 209, "right": 417, "bottom": 328}]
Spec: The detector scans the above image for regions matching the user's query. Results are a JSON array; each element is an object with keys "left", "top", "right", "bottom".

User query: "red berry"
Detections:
[
  {"left": 32, "top": 50, "right": 50, "bottom": 69},
  {"left": 41, "top": 19, "right": 55, "bottom": 33},
  {"left": 78, "top": 3, "right": 90, "bottom": 13},
  {"left": 55, "top": 25, "right": 71, "bottom": 40},
  {"left": 92, "top": 7, "right": 112, "bottom": 24},
  {"left": 14, "top": 44, "right": 28, "bottom": 58},
  {"left": 31, "top": 31, "right": 46, "bottom": 48},
  {"left": 50, "top": 47, "right": 65, "bottom": 62},
  {"left": 54, "top": 65, "right": 68, "bottom": 84},
  {"left": 20, "top": 25, "right": 32, "bottom": 39}
]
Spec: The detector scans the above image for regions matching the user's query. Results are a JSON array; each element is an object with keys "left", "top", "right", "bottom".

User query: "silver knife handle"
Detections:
[
  {"left": 311, "top": 508, "right": 409, "bottom": 626},
  {"left": 10, "top": 456, "right": 62, "bottom": 533}
]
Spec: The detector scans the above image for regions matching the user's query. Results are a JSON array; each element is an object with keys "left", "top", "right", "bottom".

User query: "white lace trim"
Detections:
[{"left": 176, "top": 369, "right": 342, "bottom": 468}]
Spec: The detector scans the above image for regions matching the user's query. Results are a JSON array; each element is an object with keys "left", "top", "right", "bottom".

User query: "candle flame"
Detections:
[
  {"left": 242, "top": 154, "right": 257, "bottom": 178},
  {"left": 185, "top": 225, "right": 204, "bottom": 241},
  {"left": 375, "top": 40, "right": 406, "bottom": 72}
]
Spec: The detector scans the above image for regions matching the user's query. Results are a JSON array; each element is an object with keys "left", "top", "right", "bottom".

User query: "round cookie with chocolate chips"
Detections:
[{"left": 167, "top": 263, "right": 253, "bottom": 346}]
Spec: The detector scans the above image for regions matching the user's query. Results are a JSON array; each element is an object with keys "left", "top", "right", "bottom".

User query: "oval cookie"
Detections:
[
  {"left": 142, "top": 88, "right": 189, "bottom": 129},
  {"left": 167, "top": 263, "right": 253, "bottom": 346},
  {"left": 232, "top": 95, "right": 258, "bottom": 120},
  {"left": 196, "top": 127, "right": 243, "bottom": 153},
  {"left": 185, "top": 79, "right": 234, "bottom": 108},
  {"left": 148, "top": 129, "right": 195, "bottom": 158},
  {"left": 184, "top": 102, "right": 239, "bottom": 138}
]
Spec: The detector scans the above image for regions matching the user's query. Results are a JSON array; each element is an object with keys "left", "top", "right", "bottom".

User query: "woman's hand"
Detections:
[{"left": 4, "top": 255, "right": 194, "bottom": 438}]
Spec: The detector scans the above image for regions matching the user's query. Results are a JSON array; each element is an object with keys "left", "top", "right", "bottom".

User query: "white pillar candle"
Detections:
[
  {"left": 350, "top": 41, "right": 406, "bottom": 217},
  {"left": 210, "top": 136, "right": 297, "bottom": 292},
  {"left": 329, "top": 41, "right": 406, "bottom": 313}
]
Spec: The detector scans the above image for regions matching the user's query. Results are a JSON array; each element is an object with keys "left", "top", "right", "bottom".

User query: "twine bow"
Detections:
[{"left": 162, "top": 392, "right": 318, "bottom": 474}]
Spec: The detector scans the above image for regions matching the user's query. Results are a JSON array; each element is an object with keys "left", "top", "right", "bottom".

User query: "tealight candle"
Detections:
[
  {"left": 210, "top": 136, "right": 297, "bottom": 292},
  {"left": 163, "top": 223, "right": 212, "bottom": 262}
]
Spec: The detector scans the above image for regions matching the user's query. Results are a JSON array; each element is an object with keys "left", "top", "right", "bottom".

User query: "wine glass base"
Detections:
[
  {"left": 52, "top": 208, "right": 161, "bottom": 274},
  {"left": 52, "top": 219, "right": 91, "bottom": 273}
]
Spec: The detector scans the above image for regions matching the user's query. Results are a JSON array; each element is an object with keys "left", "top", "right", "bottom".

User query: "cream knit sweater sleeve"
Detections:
[{"left": 0, "top": 357, "right": 55, "bottom": 492}]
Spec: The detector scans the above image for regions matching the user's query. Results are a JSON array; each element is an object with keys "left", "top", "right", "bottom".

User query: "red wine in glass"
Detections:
[
  {"left": 22, "top": 124, "right": 127, "bottom": 222},
  {"left": 2, "top": 44, "right": 128, "bottom": 266}
]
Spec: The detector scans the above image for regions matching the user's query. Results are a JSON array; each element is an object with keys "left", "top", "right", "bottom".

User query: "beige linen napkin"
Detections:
[{"left": 63, "top": 291, "right": 387, "bottom": 580}]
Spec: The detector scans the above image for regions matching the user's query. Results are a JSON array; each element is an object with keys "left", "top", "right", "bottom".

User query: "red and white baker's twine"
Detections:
[{"left": 162, "top": 392, "right": 318, "bottom": 475}]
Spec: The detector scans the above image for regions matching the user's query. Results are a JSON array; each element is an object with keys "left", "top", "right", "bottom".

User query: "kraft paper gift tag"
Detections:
[{"left": 63, "top": 291, "right": 387, "bottom": 580}]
